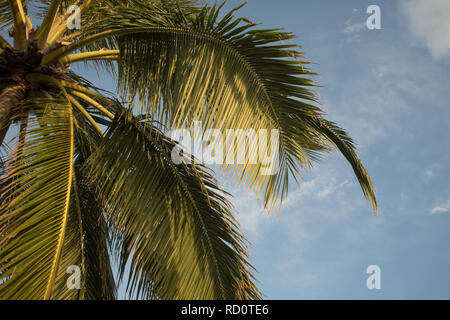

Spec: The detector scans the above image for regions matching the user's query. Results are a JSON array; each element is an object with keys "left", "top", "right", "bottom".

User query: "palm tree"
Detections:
[{"left": 0, "top": 0, "right": 377, "bottom": 300}]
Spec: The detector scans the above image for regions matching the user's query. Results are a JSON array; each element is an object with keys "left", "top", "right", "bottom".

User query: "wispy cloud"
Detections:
[
  {"left": 423, "top": 163, "right": 441, "bottom": 182},
  {"left": 424, "top": 169, "right": 434, "bottom": 181},
  {"left": 342, "top": 18, "right": 366, "bottom": 43},
  {"left": 343, "top": 22, "right": 366, "bottom": 34},
  {"left": 218, "top": 180, "right": 270, "bottom": 241},
  {"left": 399, "top": 0, "right": 450, "bottom": 59},
  {"left": 431, "top": 199, "right": 450, "bottom": 215},
  {"left": 324, "top": 34, "right": 450, "bottom": 148}
]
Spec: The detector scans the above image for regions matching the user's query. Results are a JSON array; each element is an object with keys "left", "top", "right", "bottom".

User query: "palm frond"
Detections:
[
  {"left": 0, "top": 0, "right": 378, "bottom": 301},
  {"left": 56, "top": 1, "right": 377, "bottom": 212},
  {"left": 78, "top": 182, "right": 116, "bottom": 300},
  {"left": 0, "top": 98, "right": 74, "bottom": 299},
  {"left": 72, "top": 104, "right": 117, "bottom": 300},
  {"left": 0, "top": 0, "right": 14, "bottom": 31},
  {"left": 306, "top": 118, "right": 378, "bottom": 213},
  {"left": 48, "top": 174, "right": 84, "bottom": 300},
  {"left": 84, "top": 111, "right": 260, "bottom": 299}
]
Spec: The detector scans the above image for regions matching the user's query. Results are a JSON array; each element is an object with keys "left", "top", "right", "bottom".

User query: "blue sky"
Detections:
[
  {"left": 214, "top": 0, "right": 450, "bottom": 299},
  {"left": 70, "top": 0, "right": 450, "bottom": 299}
]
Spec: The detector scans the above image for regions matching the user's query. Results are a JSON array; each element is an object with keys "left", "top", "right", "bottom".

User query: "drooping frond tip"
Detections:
[{"left": 309, "top": 118, "right": 378, "bottom": 214}]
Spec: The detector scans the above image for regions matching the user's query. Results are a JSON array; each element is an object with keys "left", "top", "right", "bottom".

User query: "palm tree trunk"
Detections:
[{"left": 0, "top": 81, "right": 27, "bottom": 146}]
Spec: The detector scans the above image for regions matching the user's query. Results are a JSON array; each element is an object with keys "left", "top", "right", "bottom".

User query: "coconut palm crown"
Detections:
[{"left": 0, "top": 0, "right": 377, "bottom": 300}]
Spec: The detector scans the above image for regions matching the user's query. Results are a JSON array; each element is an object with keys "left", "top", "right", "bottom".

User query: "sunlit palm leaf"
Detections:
[
  {"left": 49, "top": 175, "right": 84, "bottom": 300},
  {"left": 84, "top": 111, "right": 260, "bottom": 299},
  {"left": 71, "top": 1, "right": 377, "bottom": 212},
  {"left": 0, "top": 0, "right": 378, "bottom": 300},
  {"left": 0, "top": 99, "right": 74, "bottom": 299}
]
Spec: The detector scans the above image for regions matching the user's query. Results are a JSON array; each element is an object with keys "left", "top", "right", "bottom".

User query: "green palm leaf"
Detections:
[
  {"left": 84, "top": 111, "right": 260, "bottom": 299},
  {"left": 57, "top": 1, "right": 377, "bottom": 212},
  {"left": 72, "top": 167, "right": 116, "bottom": 300},
  {"left": 0, "top": 0, "right": 378, "bottom": 300},
  {"left": 0, "top": 99, "right": 74, "bottom": 299}
]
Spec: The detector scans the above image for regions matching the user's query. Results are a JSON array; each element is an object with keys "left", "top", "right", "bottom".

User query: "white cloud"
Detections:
[
  {"left": 399, "top": 0, "right": 450, "bottom": 59},
  {"left": 284, "top": 173, "right": 350, "bottom": 208},
  {"left": 219, "top": 181, "right": 271, "bottom": 241},
  {"left": 323, "top": 37, "right": 450, "bottom": 148},
  {"left": 431, "top": 200, "right": 450, "bottom": 215},
  {"left": 423, "top": 164, "right": 441, "bottom": 182},
  {"left": 318, "top": 180, "right": 350, "bottom": 199},
  {"left": 343, "top": 22, "right": 366, "bottom": 34},
  {"left": 342, "top": 18, "right": 366, "bottom": 43},
  {"left": 424, "top": 169, "right": 433, "bottom": 181},
  {"left": 283, "top": 164, "right": 360, "bottom": 220},
  {"left": 219, "top": 163, "right": 360, "bottom": 244}
]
